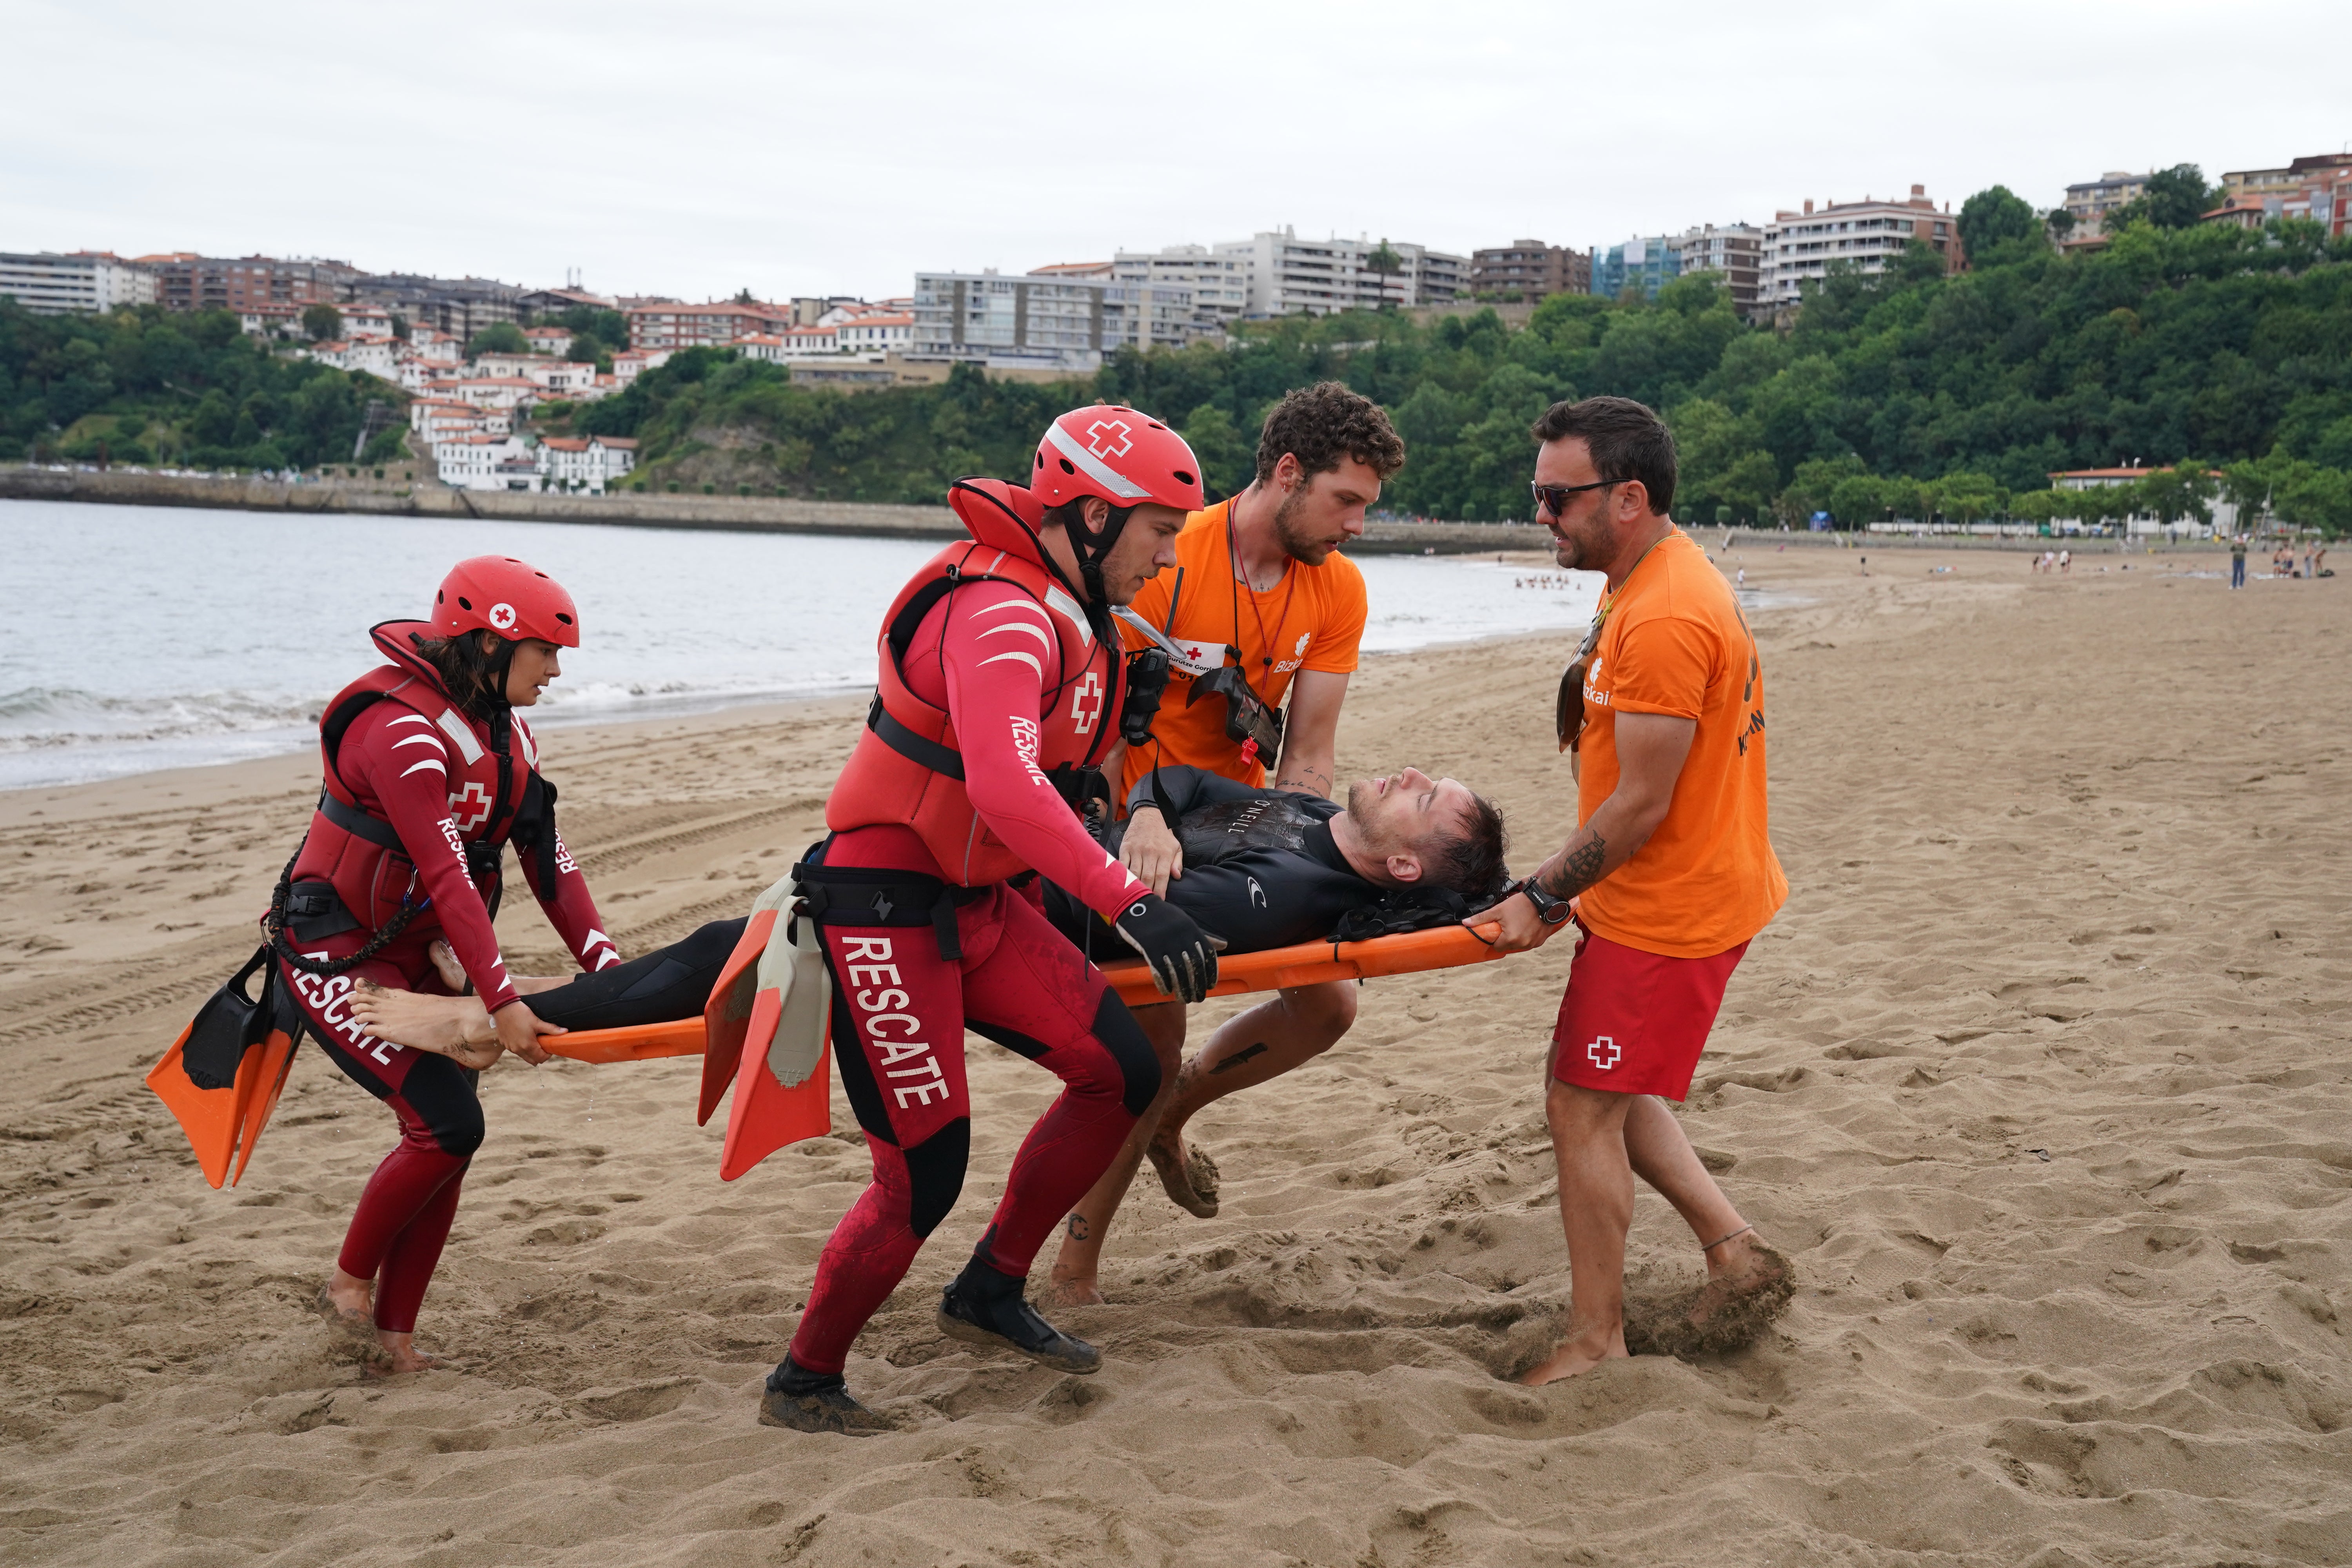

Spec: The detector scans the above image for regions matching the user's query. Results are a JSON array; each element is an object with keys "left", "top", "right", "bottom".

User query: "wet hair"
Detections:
[
  {"left": 416, "top": 630, "right": 513, "bottom": 719},
  {"left": 1254, "top": 381, "right": 1406, "bottom": 487},
  {"left": 1530, "top": 395, "right": 1677, "bottom": 516},
  {"left": 1423, "top": 791, "right": 1510, "bottom": 900}
]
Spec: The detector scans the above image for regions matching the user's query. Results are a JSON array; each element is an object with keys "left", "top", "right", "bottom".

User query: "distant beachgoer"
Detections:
[
  {"left": 1734, "top": 566, "right": 1746, "bottom": 588},
  {"left": 2303, "top": 544, "right": 2316, "bottom": 580},
  {"left": 2058, "top": 548, "right": 2071, "bottom": 574},
  {"left": 1472, "top": 396, "right": 1791, "bottom": 1384},
  {"left": 2231, "top": 534, "right": 2248, "bottom": 590}
]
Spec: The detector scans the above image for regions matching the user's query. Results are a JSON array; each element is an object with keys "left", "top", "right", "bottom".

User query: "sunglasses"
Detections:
[
  {"left": 1554, "top": 606, "right": 1609, "bottom": 754},
  {"left": 1531, "top": 478, "right": 1617, "bottom": 519}
]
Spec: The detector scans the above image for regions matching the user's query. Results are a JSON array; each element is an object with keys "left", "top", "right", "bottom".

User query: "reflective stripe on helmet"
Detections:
[{"left": 1042, "top": 422, "right": 1152, "bottom": 501}]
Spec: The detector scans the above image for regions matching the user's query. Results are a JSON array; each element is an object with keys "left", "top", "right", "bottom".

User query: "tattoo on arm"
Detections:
[
  {"left": 1278, "top": 764, "right": 1333, "bottom": 798},
  {"left": 1065, "top": 1213, "right": 1089, "bottom": 1241},
  {"left": 1541, "top": 833, "right": 1607, "bottom": 900}
]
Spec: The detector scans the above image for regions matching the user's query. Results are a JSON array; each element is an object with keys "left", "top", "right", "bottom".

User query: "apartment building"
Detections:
[
  {"left": 1112, "top": 245, "right": 1249, "bottom": 334},
  {"left": 538, "top": 436, "right": 637, "bottom": 493},
  {"left": 1592, "top": 236, "right": 1680, "bottom": 301},
  {"left": 1212, "top": 229, "right": 1467, "bottom": 316},
  {"left": 2209, "top": 152, "right": 2352, "bottom": 236},
  {"left": 133, "top": 253, "right": 358, "bottom": 314},
  {"left": 1467, "top": 241, "right": 1591, "bottom": 301},
  {"left": 350, "top": 274, "right": 526, "bottom": 342},
  {"left": 1757, "top": 186, "right": 1960, "bottom": 312},
  {"left": 835, "top": 310, "right": 912, "bottom": 355},
  {"left": 625, "top": 300, "right": 789, "bottom": 348},
  {"left": 307, "top": 338, "right": 400, "bottom": 377},
  {"left": 436, "top": 434, "right": 544, "bottom": 492},
  {"left": 2061, "top": 172, "right": 2148, "bottom": 241},
  {"left": 911, "top": 271, "right": 1113, "bottom": 370},
  {"left": 0, "top": 251, "right": 158, "bottom": 314},
  {"left": 612, "top": 347, "right": 674, "bottom": 387},
  {"left": 1671, "top": 224, "right": 1765, "bottom": 316}
]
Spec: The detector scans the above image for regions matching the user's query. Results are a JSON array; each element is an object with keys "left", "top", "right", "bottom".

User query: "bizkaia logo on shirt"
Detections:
[{"left": 1272, "top": 630, "right": 1314, "bottom": 676}]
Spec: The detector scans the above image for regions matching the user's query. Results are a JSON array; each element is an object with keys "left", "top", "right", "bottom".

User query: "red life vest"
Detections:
[
  {"left": 827, "top": 479, "right": 1123, "bottom": 886},
  {"left": 290, "top": 620, "right": 561, "bottom": 932}
]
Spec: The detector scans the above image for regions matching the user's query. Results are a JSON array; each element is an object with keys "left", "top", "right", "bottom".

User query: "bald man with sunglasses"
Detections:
[{"left": 1468, "top": 396, "right": 1791, "bottom": 1383}]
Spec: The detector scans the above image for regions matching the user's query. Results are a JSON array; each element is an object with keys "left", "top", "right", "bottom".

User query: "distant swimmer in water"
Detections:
[{"left": 266, "top": 557, "right": 622, "bottom": 1375}]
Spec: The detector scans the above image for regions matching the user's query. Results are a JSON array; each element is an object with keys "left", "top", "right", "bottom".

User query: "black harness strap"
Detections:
[
  {"left": 790, "top": 857, "right": 986, "bottom": 962},
  {"left": 867, "top": 696, "right": 966, "bottom": 781},
  {"left": 316, "top": 789, "right": 404, "bottom": 853}
]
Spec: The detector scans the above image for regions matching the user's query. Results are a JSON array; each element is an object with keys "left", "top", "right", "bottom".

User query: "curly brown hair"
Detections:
[{"left": 1254, "top": 381, "right": 1406, "bottom": 487}]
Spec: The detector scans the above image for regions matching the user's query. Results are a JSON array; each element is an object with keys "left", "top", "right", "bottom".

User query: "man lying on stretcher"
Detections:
[{"left": 346, "top": 764, "right": 1509, "bottom": 1064}]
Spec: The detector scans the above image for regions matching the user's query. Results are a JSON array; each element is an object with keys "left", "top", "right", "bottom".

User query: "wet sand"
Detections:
[{"left": 2, "top": 543, "right": 2347, "bottom": 1566}]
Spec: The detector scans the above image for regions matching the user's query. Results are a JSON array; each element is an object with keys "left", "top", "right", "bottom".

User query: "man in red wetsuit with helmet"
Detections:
[
  {"left": 762, "top": 407, "right": 1222, "bottom": 1433},
  {"left": 274, "top": 556, "right": 620, "bottom": 1374}
]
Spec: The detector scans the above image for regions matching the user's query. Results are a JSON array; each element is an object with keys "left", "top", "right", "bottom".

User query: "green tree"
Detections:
[
  {"left": 2046, "top": 207, "right": 2077, "bottom": 242},
  {"left": 2104, "top": 164, "right": 2216, "bottom": 231},
  {"left": 467, "top": 322, "right": 530, "bottom": 357},
  {"left": 1365, "top": 240, "right": 1405, "bottom": 307},
  {"left": 301, "top": 303, "right": 343, "bottom": 341},
  {"left": 1958, "top": 185, "right": 2041, "bottom": 263},
  {"left": 1179, "top": 402, "right": 1251, "bottom": 498}
]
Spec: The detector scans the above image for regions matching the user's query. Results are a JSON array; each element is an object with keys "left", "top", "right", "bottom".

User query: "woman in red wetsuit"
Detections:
[{"left": 269, "top": 555, "right": 621, "bottom": 1373}]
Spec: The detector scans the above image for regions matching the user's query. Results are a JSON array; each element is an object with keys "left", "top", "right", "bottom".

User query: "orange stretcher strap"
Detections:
[{"left": 537, "top": 922, "right": 1506, "bottom": 1066}]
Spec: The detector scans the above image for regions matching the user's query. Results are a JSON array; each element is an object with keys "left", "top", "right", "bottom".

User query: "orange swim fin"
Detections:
[
  {"left": 699, "top": 883, "right": 787, "bottom": 1126},
  {"left": 717, "top": 902, "right": 833, "bottom": 1180},
  {"left": 147, "top": 946, "right": 301, "bottom": 1189}
]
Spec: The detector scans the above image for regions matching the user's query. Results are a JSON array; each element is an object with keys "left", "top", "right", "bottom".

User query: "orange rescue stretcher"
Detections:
[
  {"left": 149, "top": 911, "right": 1507, "bottom": 1187},
  {"left": 552, "top": 916, "right": 1509, "bottom": 1181}
]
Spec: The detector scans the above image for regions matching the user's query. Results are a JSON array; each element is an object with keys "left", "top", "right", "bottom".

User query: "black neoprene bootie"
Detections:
[
  {"left": 937, "top": 1257, "right": 1101, "bottom": 1374},
  {"left": 757, "top": 1354, "right": 894, "bottom": 1434}
]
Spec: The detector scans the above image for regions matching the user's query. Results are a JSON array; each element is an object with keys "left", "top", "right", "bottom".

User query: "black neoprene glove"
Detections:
[{"left": 1112, "top": 891, "right": 1222, "bottom": 1004}]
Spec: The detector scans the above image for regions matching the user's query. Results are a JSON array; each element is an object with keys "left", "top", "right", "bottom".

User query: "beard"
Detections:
[{"left": 1273, "top": 486, "right": 1333, "bottom": 565}]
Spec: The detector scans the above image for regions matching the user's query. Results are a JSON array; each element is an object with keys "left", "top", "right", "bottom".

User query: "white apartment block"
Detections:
[
  {"left": 1113, "top": 245, "right": 1248, "bottom": 336},
  {"left": 1757, "top": 186, "right": 1960, "bottom": 312},
  {"left": 1211, "top": 229, "right": 1468, "bottom": 317},
  {"left": 835, "top": 310, "right": 912, "bottom": 354},
  {"left": 910, "top": 271, "right": 1117, "bottom": 371},
  {"left": 307, "top": 337, "right": 401, "bottom": 377},
  {"left": 441, "top": 376, "right": 541, "bottom": 411},
  {"left": 436, "top": 435, "right": 543, "bottom": 491},
  {"left": 537, "top": 436, "right": 637, "bottom": 493},
  {"left": 612, "top": 347, "right": 673, "bottom": 387},
  {"left": 1670, "top": 224, "right": 1765, "bottom": 317},
  {"left": 0, "top": 251, "right": 158, "bottom": 315}
]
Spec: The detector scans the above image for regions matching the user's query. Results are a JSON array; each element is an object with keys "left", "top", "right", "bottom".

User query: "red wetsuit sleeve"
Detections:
[
  {"left": 341, "top": 707, "right": 520, "bottom": 1012},
  {"left": 516, "top": 803, "right": 620, "bottom": 973},
  {"left": 940, "top": 587, "right": 1146, "bottom": 919}
]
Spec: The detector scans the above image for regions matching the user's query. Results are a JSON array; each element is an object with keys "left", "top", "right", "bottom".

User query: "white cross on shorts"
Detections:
[{"left": 1585, "top": 1035, "right": 1620, "bottom": 1070}]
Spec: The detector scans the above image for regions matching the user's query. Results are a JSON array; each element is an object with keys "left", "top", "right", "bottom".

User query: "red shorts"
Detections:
[{"left": 1548, "top": 923, "right": 1748, "bottom": 1100}]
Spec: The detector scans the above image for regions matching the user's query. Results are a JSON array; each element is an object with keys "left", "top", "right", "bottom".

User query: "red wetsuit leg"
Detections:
[
  {"left": 785, "top": 829, "right": 974, "bottom": 1377},
  {"left": 785, "top": 828, "right": 1157, "bottom": 1375},
  {"left": 277, "top": 942, "right": 483, "bottom": 1334}
]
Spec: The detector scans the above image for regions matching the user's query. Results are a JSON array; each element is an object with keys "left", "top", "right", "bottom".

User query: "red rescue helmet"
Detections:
[
  {"left": 434, "top": 555, "right": 580, "bottom": 647},
  {"left": 1031, "top": 405, "right": 1206, "bottom": 514}
]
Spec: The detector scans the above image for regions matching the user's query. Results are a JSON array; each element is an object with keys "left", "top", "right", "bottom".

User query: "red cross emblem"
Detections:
[
  {"left": 449, "top": 781, "right": 494, "bottom": 833},
  {"left": 1585, "top": 1036, "right": 1620, "bottom": 1070},
  {"left": 1084, "top": 419, "right": 1133, "bottom": 458},
  {"left": 1069, "top": 670, "right": 1105, "bottom": 733}
]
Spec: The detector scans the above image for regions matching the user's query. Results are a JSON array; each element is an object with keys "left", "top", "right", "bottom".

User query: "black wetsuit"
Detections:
[
  {"left": 521, "top": 918, "right": 746, "bottom": 1030},
  {"left": 1042, "top": 766, "right": 1377, "bottom": 960}
]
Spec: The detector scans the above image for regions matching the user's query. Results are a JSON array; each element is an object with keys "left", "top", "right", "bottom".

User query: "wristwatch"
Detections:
[{"left": 1519, "top": 876, "right": 1574, "bottom": 925}]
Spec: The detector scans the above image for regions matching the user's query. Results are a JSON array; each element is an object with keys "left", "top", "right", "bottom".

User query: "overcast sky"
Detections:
[{"left": 6, "top": 0, "right": 2345, "bottom": 305}]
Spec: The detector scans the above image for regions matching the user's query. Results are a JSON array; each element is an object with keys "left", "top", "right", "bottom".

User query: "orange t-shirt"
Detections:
[
  {"left": 1119, "top": 499, "right": 1368, "bottom": 795},
  {"left": 1574, "top": 530, "right": 1786, "bottom": 959}
]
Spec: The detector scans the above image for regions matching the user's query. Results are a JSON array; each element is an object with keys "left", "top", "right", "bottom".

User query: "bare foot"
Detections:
[
  {"left": 316, "top": 1272, "right": 374, "bottom": 1343},
  {"left": 362, "top": 1329, "right": 450, "bottom": 1377},
  {"left": 1516, "top": 1321, "right": 1629, "bottom": 1385},
  {"left": 428, "top": 938, "right": 566, "bottom": 998},
  {"left": 1036, "top": 1274, "right": 1107, "bottom": 1309},
  {"left": 350, "top": 981, "right": 499, "bottom": 1067},
  {"left": 1626, "top": 1234, "right": 1795, "bottom": 1359},
  {"left": 427, "top": 939, "right": 467, "bottom": 992},
  {"left": 1145, "top": 1125, "right": 1220, "bottom": 1218}
]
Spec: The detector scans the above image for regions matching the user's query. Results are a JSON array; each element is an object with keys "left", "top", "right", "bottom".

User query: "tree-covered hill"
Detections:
[
  {"left": 569, "top": 210, "right": 2352, "bottom": 531},
  {"left": 0, "top": 303, "right": 408, "bottom": 471}
]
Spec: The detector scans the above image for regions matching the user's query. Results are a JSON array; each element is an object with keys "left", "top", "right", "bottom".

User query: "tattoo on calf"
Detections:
[
  {"left": 1544, "top": 834, "right": 1607, "bottom": 899},
  {"left": 1210, "top": 1042, "right": 1269, "bottom": 1075}
]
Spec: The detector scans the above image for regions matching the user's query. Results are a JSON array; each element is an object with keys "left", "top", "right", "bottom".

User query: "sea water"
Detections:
[{"left": 0, "top": 499, "right": 1601, "bottom": 790}]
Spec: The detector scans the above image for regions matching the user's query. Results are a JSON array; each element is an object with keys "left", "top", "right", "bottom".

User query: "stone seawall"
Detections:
[{"left": 0, "top": 467, "right": 1566, "bottom": 555}]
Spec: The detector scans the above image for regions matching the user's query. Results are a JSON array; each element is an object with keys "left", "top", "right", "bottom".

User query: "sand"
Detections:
[{"left": 2, "top": 542, "right": 2347, "bottom": 1567}]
